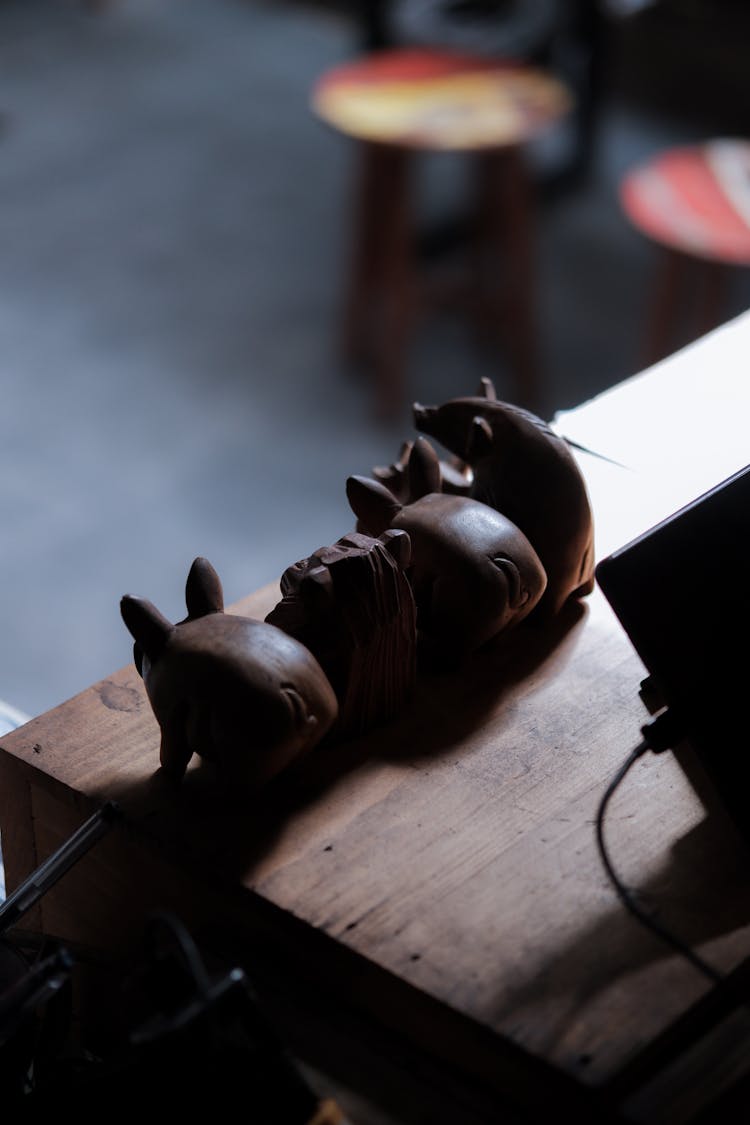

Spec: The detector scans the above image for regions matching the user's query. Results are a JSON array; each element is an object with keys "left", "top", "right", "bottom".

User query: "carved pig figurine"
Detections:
[
  {"left": 413, "top": 377, "right": 595, "bottom": 616},
  {"left": 347, "top": 438, "right": 547, "bottom": 659},
  {"left": 121, "top": 557, "right": 338, "bottom": 788}
]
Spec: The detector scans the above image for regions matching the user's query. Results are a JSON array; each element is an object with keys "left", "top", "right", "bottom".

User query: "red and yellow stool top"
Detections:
[
  {"left": 620, "top": 139, "right": 750, "bottom": 265},
  {"left": 311, "top": 47, "right": 572, "bottom": 151}
]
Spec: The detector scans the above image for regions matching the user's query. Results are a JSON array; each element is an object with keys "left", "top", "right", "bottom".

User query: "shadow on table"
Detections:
[
  {"left": 486, "top": 806, "right": 750, "bottom": 1069},
  {"left": 105, "top": 598, "right": 588, "bottom": 884}
]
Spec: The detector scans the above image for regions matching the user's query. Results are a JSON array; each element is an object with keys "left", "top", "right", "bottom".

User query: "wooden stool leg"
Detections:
[
  {"left": 372, "top": 146, "right": 416, "bottom": 418},
  {"left": 475, "top": 147, "right": 541, "bottom": 411},
  {"left": 696, "top": 259, "right": 730, "bottom": 339},
  {"left": 472, "top": 152, "right": 499, "bottom": 345},
  {"left": 643, "top": 247, "right": 685, "bottom": 367},
  {"left": 341, "top": 141, "right": 385, "bottom": 366},
  {"left": 341, "top": 143, "right": 416, "bottom": 417}
]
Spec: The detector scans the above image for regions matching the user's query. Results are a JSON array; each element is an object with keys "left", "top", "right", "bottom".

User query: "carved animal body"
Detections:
[
  {"left": 413, "top": 378, "right": 595, "bottom": 616},
  {"left": 347, "top": 438, "right": 547, "bottom": 657},
  {"left": 266, "top": 530, "right": 417, "bottom": 737},
  {"left": 121, "top": 558, "right": 338, "bottom": 787}
]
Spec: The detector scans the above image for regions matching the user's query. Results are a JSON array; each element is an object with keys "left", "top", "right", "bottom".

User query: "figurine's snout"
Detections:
[{"left": 413, "top": 402, "right": 436, "bottom": 429}]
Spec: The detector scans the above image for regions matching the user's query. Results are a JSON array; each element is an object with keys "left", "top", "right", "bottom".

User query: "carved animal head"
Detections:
[
  {"left": 413, "top": 377, "right": 514, "bottom": 464},
  {"left": 413, "top": 380, "right": 596, "bottom": 615},
  {"left": 121, "top": 558, "right": 338, "bottom": 788},
  {"left": 267, "top": 530, "right": 417, "bottom": 736},
  {"left": 347, "top": 439, "right": 547, "bottom": 656}
]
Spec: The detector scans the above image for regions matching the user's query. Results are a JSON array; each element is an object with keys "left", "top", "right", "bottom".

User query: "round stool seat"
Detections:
[
  {"left": 620, "top": 140, "right": 750, "bottom": 265},
  {"left": 311, "top": 47, "right": 571, "bottom": 151}
]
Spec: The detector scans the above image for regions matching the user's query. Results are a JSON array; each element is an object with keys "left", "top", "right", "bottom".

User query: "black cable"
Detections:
[
  {"left": 145, "top": 911, "right": 213, "bottom": 1003},
  {"left": 596, "top": 739, "right": 724, "bottom": 986}
]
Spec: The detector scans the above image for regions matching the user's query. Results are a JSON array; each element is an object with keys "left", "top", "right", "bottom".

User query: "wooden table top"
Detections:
[{"left": 2, "top": 314, "right": 750, "bottom": 1115}]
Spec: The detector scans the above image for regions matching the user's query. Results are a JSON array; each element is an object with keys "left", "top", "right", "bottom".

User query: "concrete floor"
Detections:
[{"left": 0, "top": 0, "right": 748, "bottom": 722}]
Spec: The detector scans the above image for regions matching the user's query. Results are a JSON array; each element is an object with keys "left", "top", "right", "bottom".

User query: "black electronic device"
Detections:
[{"left": 595, "top": 463, "right": 750, "bottom": 838}]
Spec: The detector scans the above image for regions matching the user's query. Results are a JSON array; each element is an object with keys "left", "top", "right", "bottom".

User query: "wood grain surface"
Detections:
[
  {"left": 3, "top": 315, "right": 750, "bottom": 1118},
  {"left": 2, "top": 563, "right": 749, "bottom": 1105}
]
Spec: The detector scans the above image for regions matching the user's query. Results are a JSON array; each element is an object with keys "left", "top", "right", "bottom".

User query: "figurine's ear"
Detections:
[
  {"left": 372, "top": 440, "right": 413, "bottom": 494},
  {"left": 346, "top": 476, "right": 402, "bottom": 536},
  {"left": 373, "top": 440, "right": 412, "bottom": 479},
  {"left": 412, "top": 401, "right": 436, "bottom": 429},
  {"left": 467, "top": 415, "right": 494, "bottom": 458},
  {"left": 185, "top": 557, "right": 224, "bottom": 618},
  {"left": 478, "top": 377, "right": 497, "bottom": 401},
  {"left": 380, "top": 528, "right": 411, "bottom": 569},
  {"left": 279, "top": 560, "right": 305, "bottom": 599},
  {"left": 408, "top": 436, "right": 441, "bottom": 499},
  {"left": 300, "top": 564, "right": 335, "bottom": 609},
  {"left": 120, "top": 596, "right": 174, "bottom": 663},
  {"left": 282, "top": 685, "right": 318, "bottom": 733}
]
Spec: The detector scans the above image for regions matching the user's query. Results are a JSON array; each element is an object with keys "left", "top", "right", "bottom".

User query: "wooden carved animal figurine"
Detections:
[
  {"left": 121, "top": 557, "right": 338, "bottom": 788},
  {"left": 372, "top": 440, "right": 472, "bottom": 504},
  {"left": 347, "top": 438, "right": 547, "bottom": 659},
  {"left": 266, "top": 530, "right": 417, "bottom": 738},
  {"left": 413, "top": 377, "right": 595, "bottom": 616}
]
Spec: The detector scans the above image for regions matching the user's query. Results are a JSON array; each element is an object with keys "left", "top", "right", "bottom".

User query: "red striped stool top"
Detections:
[
  {"left": 620, "top": 139, "right": 750, "bottom": 265},
  {"left": 311, "top": 47, "right": 571, "bottom": 151}
]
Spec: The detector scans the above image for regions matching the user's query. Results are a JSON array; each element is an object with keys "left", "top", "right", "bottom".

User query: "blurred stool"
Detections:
[
  {"left": 620, "top": 139, "right": 750, "bottom": 365},
  {"left": 311, "top": 48, "right": 572, "bottom": 416}
]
